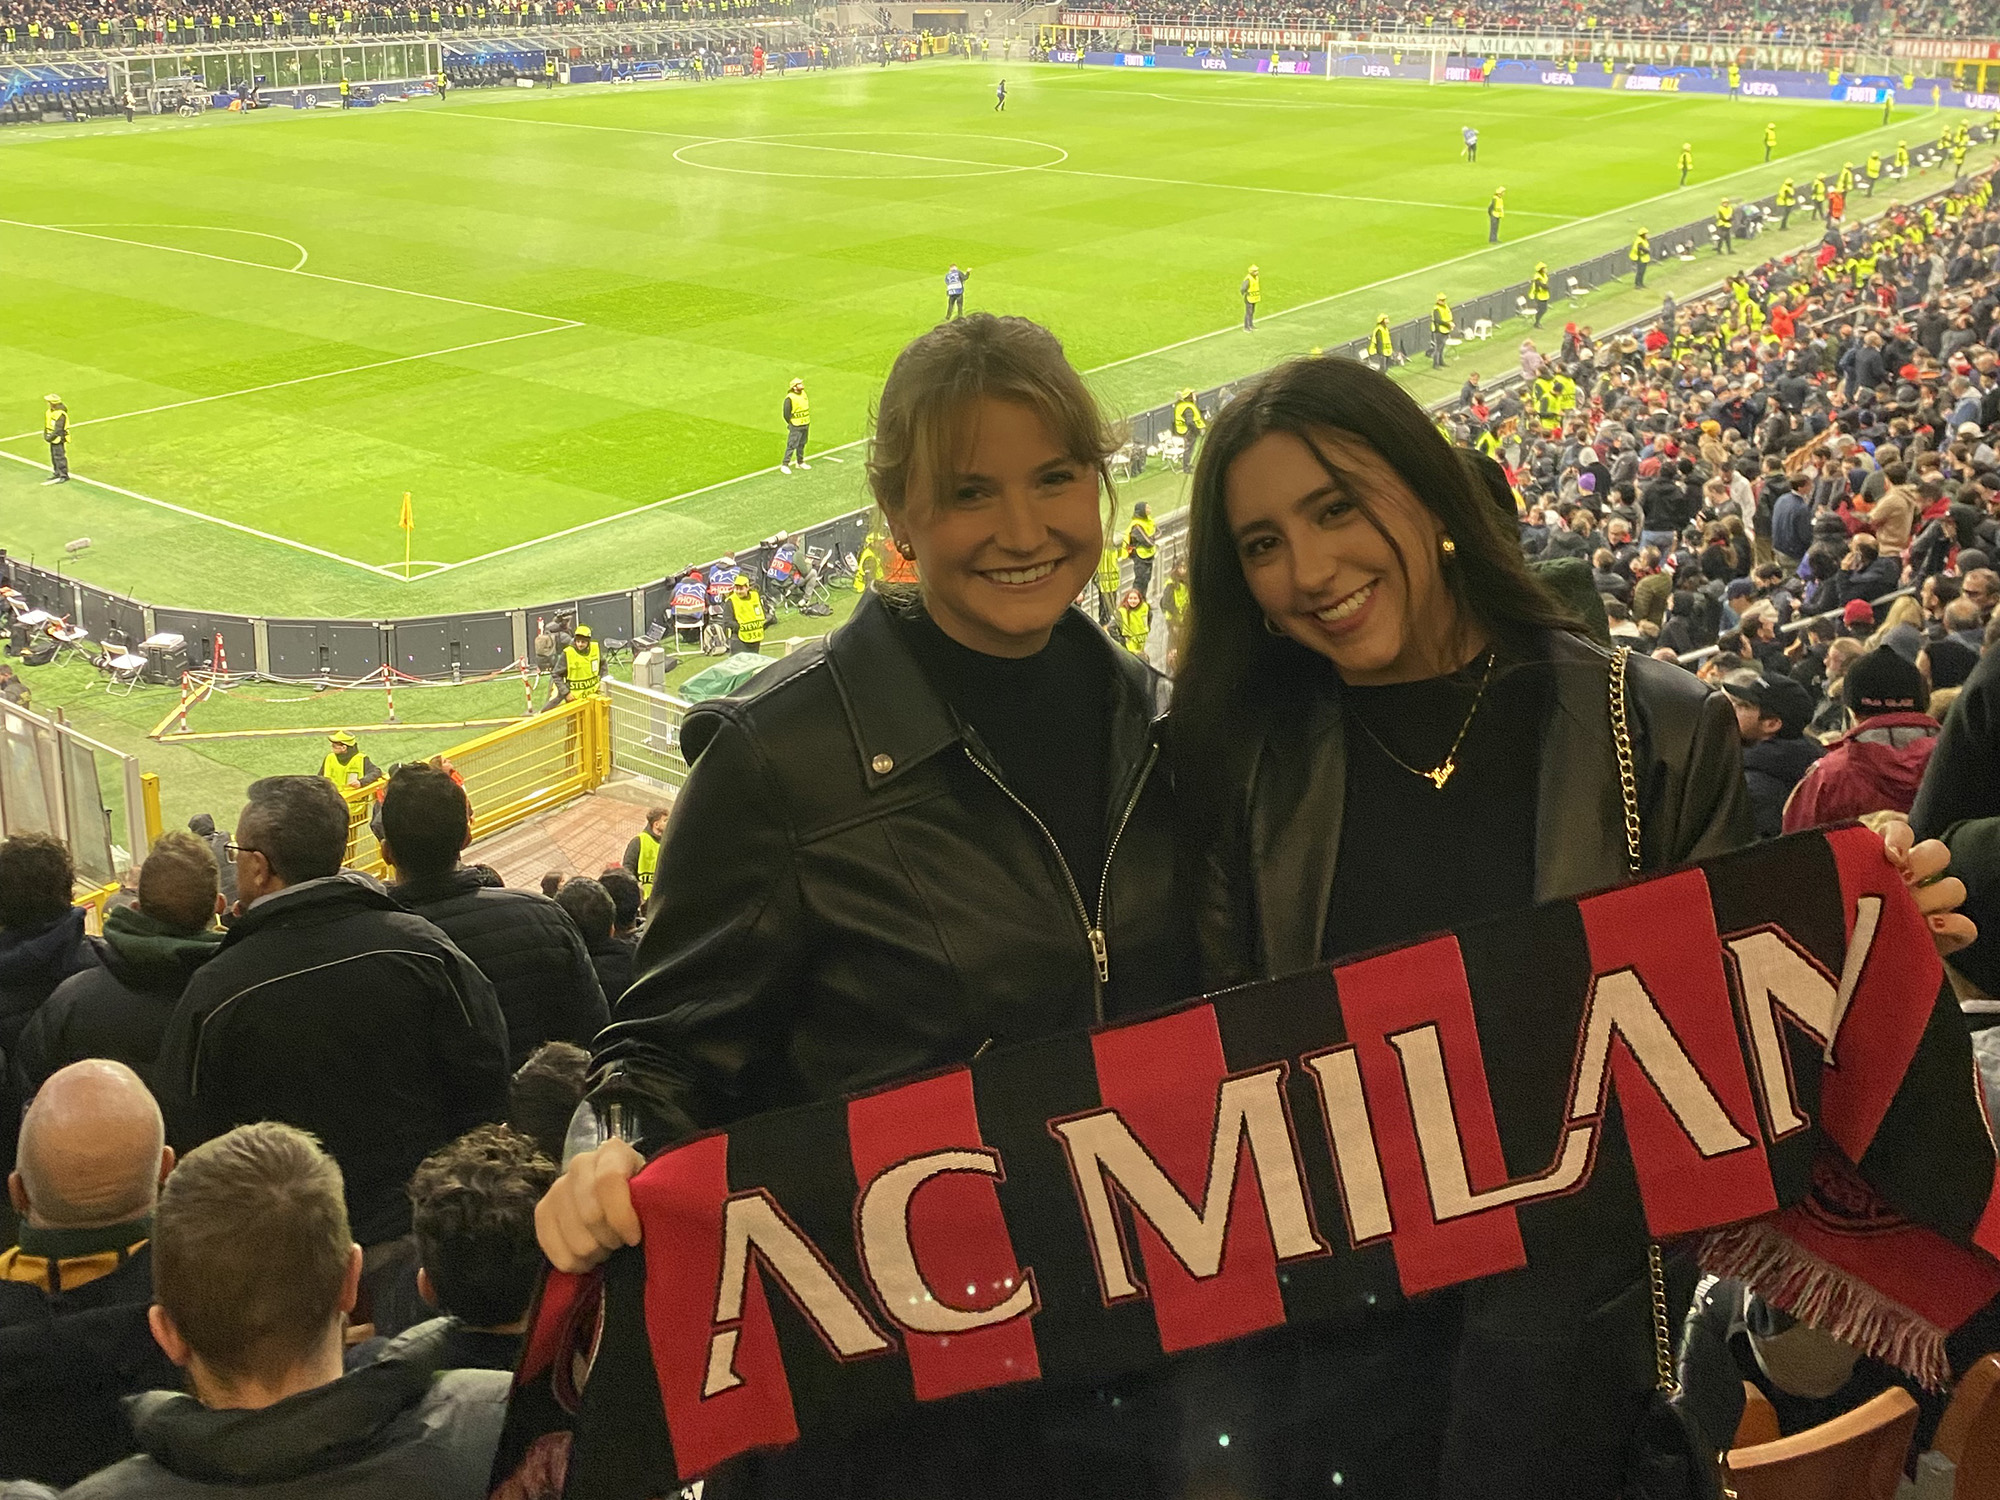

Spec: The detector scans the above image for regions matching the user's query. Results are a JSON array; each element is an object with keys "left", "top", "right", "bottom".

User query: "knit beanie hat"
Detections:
[{"left": 1843, "top": 647, "right": 1927, "bottom": 719}]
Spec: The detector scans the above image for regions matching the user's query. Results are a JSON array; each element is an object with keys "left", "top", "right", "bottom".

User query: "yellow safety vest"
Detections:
[
  {"left": 1173, "top": 399, "right": 1204, "bottom": 435},
  {"left": 1096, "top": 545, "right": 1121, "bottom": 596},
  {"left": 1432, "top": 303, "right": 1453, "bottom": 333},
  {"left": 322, "top": 749, "right": 369, "bottom": 788},
  {"left": 786, "top": 391, "right": 810, "bottom": 427},
  {"left": 1242, "top": 273, "right": 1260, "bottom": 305},
  {"left": 1529, "top": 268, "right": 1549, "bottom": 301},
  {"left": 1776, "top": 182, "right": 1796, "bottom": 206},
  {"left": 728, "top": 590, "right": 765, "bottom": 643},
  {"left": 338, "top": 77, "right": 350, "bottom": 94},
  {"left": 634, "top": 829, "right": 660, "bottom": 897},
  {"left": 1630, "top": 234, "right": 1650, "bottom": 264},
  {"left": 1488, "top": 194, "right": 1504, "bottom": 219},
  {"left": 43, "top": 407, "right": 65, "bottom": 442},
  {"left": 1119, "top": 599, "right": 1150, "bottom": 655},
  {"left": 1368, "top": 322, "right": 1392, "bottom": 355},
  {"left": 563, "top": 641, "right": 601, "bottom": 696},
  {"left": 1127, "top": 515, "right": 1156, "bottom": 560}
]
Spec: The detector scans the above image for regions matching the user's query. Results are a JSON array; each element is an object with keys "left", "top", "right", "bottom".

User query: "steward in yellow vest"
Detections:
[
  {"left": 727, "top": 577, "right": 767, "bottom": 651},
  {"left": 1367, "top": 315, "right": 1393, "bottom": 366},
  {"left": 1118, "top": 589, "right": 1150, "bottom": 657},
  {"left": 562, "top": 625, "right": 602, "bottom": 698},
  {"left": 320, "top": 731, "right": 382, "bottom": 789},
  {"left": 1775, "top": 179, "right": 1797, "bottom": 229},
  {"left": 1528, "top": 262, "right": 1550, "bottom": 327},
  {"left": 623, "top": 807, "right": 668, "bottom": 898},
  {"left": 1172, "top": 389, "right": 1204, "bottom": 471},
  {"left": 1429, "top": 296, "right": 1452, "bottom": 367},
  {"left": 1126, "top": 502, "right": 1157, "bottom": 595},
  {"left": 1095, "top": 542, "right": 1122, "bottom": 625},
  {"left": 1629, "top": 229, "right": 1651, "bottom": 288},
  {"left": 1241, "top": 265, "right": 1261, "bottom": 330}
]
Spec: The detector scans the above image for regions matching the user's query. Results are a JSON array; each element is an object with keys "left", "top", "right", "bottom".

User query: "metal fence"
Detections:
[
  {"left": 339, "top": 691, "right": 609, "bottom": 874},
  {"left": 606, "top": 678, "right": 693, "bottom": 792}
]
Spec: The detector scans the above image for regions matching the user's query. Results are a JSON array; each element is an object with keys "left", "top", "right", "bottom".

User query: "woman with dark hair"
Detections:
[
  {"left": 1170, "top": 356, "right": 1967, "bottom": 1498},
  {"left": 534, "top": 313, "right": 1190, "bottom": 1497}
]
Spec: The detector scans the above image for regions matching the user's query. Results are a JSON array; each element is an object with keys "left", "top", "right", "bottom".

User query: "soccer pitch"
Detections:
[{"left": 0, "top": 62, "right": 1943, "bottom": 617}]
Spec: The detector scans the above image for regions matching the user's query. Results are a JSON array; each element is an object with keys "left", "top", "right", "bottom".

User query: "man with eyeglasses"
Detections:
[{"left": 152, "top": 774, "right": 507, "bottom": 1340}]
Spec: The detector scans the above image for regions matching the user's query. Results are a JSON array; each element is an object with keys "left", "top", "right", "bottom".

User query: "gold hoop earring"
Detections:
[
  {"left": 1440, "top": 536, "right": 1458, "bottom": 560},
  {"left": 1263, "top": 615, "right": 1286, "bottom": 637}
]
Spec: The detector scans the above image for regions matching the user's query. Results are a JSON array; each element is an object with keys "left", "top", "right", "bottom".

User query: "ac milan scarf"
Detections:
[{"left": 496, "top": 826, "right": 2000, "bottom": 1498}]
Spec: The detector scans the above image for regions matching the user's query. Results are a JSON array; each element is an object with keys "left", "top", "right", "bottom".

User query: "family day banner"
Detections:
[{"left": 502, "top": 826, "right": 2000, "bottom": 1497}]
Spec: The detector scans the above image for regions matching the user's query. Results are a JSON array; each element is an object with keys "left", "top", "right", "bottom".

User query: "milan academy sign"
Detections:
[{"left": 512, "top": 828, "right": 2000, "bottom": 1496}]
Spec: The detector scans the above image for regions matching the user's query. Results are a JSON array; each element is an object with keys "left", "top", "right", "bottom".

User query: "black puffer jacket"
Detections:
[
  {"left": 11, "top": 907, "right": 222, "bottom": 1096},
  {"left": 0, "top": 908, "right": 100, "bottom": 1055},
  {"left": 52, "top": 1320, "right": 509, "bottom": 1500},
  {"left": 588, "top": 591, "right": 1193, "bottom": 1150},
  {"left": 392, "top": 866, "right": 607, "bottom": 1067},
  {"left": 151, "top": 874, "right": 509, "bottom": 1246}
]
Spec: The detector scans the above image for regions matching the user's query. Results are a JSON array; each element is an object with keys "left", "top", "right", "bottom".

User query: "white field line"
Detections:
[
  {"left": 0, "top": 449, "right": 407, "bottom": 579},
  {"left": 55, "top": 222, "right": 313, "bottom": 270},
  {"left": 0, "top": 218, "right": 572, "bottom": 325},
  {"left": 0, "top": 323, "right": 580, "bottom": 444},
  {"left": 443, "top": 111, "right": 1577, "bottom": 217},
  {"left": 415, "top": 112, "right": 1939, "bottom": 578},
  {"left": 1085, "top": 119, "right": 1931, "bottom": 374}
]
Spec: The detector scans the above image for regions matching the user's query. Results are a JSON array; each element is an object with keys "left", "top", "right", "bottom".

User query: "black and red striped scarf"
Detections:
[{"left": 495, "top": 825, "right": 2000, "bottom": 1498}]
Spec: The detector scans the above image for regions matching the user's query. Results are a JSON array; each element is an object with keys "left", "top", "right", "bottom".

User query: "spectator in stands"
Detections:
[
  {"left": 46, "top": 1122, "right": 510, "bottom": 1500},
  {"left": 598, "top": 866, "right": 644, "bottom": 949},
  {"left": 0, "top": 1060, "right": 179, "bottom": 1490},
  {"left": 1785, "top": 648, "right": 1941, "bottom": 832},
  {"left": 184, "top": 813, "right": 236, "bottom": 908},
  {"left": 380, "top": 762, "right": 606, "bottom": 1068},
  {"left": 11, "top": 830, "right": 222, "bottom": 1098},
  {"left": 150, "top": 775, "right": 508, "bottom": 1338},
  {"left": 0, "top": 833, "right": 100, "bottom": 1057},
  {"left": 552, "top": 876, "right": 630, "bottom": 1003},
  {"left": 1835, "top": 533, "right": 1901, "bottom": 605},
  {"left": 1966, "top": 567, "right": 2000, "bottom": 622},
  {"left": 507, "top": 1040, "right": 588, "bottom": 1168},
  {"left": 538, "top": 870, "right": 562, "bottom": 899},
  {"left": 408, "top": 1124, "right": 555, "bottom": 1372},
  {"left": 1723, "top": 669, "right": 1825, "bottom": 838}
]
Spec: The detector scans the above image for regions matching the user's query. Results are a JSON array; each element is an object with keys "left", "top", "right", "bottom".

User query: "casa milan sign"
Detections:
[{"left": 518, "top": 827, "right": 2000, "bottom": 1496}]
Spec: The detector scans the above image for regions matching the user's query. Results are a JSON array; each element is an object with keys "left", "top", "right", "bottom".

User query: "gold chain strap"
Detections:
[{"left": 1610, "top": 647, "right": 1680, "bottom": 1398}]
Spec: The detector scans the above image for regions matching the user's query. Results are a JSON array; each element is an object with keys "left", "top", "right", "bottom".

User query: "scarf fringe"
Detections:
[{"left": 1699, "top": 1221, "right": 1951, "bottom": 1391}]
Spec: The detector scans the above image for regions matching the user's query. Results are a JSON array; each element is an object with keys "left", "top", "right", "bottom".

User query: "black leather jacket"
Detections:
[
  {"left": 1190, "top": 628, "right": 1755, "bottom": 1499},
  {"left": 590, "top": 592, "right": 1193, "bottom": 1149},
  {"left": 1197, "top": 629, "right": 1754, "bottom": 987}
]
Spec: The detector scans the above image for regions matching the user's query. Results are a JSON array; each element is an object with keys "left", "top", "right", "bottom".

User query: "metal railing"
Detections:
[
  {"left": 339, "top": 691, "right": 609, "bottom": 874},
  {"left": 605, "top": 678, "right": 693, "bottom": 792}
]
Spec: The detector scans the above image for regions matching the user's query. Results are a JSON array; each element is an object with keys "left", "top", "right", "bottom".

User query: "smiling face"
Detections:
[
  {"left": 891, "top": 396, "right": 1104, "bottom": 659},
  {"left": 1223, "top": 427, "right": 1472, "bottom": 685}
]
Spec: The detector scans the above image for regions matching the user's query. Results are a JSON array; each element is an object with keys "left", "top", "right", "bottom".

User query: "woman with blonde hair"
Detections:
[{"left": 537, "top": 313, "right": 1191, "bottom": 1498}]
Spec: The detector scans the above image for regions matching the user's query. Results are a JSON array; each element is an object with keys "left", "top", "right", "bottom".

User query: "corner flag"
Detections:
[{"left": 399, "top": 492, "right": 414, "bottom": 579}]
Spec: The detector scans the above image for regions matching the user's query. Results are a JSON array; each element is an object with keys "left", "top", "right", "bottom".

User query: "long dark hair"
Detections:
[{"left": 1173, "top": 357, "right": 1581, "bottom": 792}]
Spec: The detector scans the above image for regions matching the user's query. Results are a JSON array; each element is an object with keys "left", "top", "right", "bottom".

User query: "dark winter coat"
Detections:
[
  {"left": 151, "top": 874, "right": 509, "bottom": 1246},
  {"left": 54, "top": 1320, "right": 510, "bottom": 1500},
  {"left": 0, "top": 1241, "right": 180, "bottom": 1490},
  {"left": 10, "top": 907, "right": 222, "bottom": 1097},
  {"left": 1783, "top": 713, "right": 1940, "bottom": 833},
  {"left": 1740, "top": 733, "right": 1827, "bottom": 838},
  {"left": 0, "top": 909, "right": 100, "bottom": 1056},
  {"left": 392, "top": 866, "right": 607, "bottom": 1067}
]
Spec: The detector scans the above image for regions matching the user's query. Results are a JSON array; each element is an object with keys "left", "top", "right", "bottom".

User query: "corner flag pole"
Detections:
[{"left": 399, "top": 491, "right": 414, "bottom": 580}]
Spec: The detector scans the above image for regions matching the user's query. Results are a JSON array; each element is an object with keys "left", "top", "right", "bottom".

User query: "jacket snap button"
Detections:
[{"left": 871, "top": 754, "right": 894, "bottom": 774}]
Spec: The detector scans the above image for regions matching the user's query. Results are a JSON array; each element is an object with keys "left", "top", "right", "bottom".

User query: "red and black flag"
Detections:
[{"left": 496, "top": 826, "right": 2000, "bottom": 1498}]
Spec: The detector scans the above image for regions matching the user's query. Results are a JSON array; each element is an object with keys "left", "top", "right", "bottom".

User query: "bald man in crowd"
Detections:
[{"left": 0, "top": 1060, "right": 180, "bottom": 1489}]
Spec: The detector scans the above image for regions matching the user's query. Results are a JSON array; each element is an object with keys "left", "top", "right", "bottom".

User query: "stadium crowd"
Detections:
[
  {"left": 0, "top": 0, "right": 802, "bottom": 50},
  {"left": 1105, "top": 0, "right": 1974, "bottom": 39},
  {"left": 5, "top": 128, "right": 2000, "bottom": 1500}
]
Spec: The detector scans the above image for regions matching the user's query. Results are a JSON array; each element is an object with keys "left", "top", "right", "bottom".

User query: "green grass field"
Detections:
[{"left": 0, "top": 61, "right": 1977, "bottom": 621}]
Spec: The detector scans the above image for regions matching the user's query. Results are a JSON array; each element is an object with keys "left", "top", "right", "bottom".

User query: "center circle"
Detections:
[{"left": 672, "top": 131, "right": 1069, "bottom": 180}]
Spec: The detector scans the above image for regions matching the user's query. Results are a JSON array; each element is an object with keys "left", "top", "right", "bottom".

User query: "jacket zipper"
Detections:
[{"left": 963, "top": 741, "right": 1160, "bottom": 1024}]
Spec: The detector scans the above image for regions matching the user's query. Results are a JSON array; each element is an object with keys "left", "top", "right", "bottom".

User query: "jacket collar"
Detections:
[
  {"left": 827, "top": 591, "right": 1161, "bottom": 793},
  {"left": 390, "top": 864, "right": 500, "bottom": 906},
  {"left": 222, "top": 872, "right": 397, "bottom": 947},
  {"left": 1247, "top": 630, "right": 1621, "bottom": 973},
  {"left": 126, "top": 1318, "right": 451, "bottom": 1486},
  {"left": 0, "top": 906, "right": 89, "bottom": 982}
]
